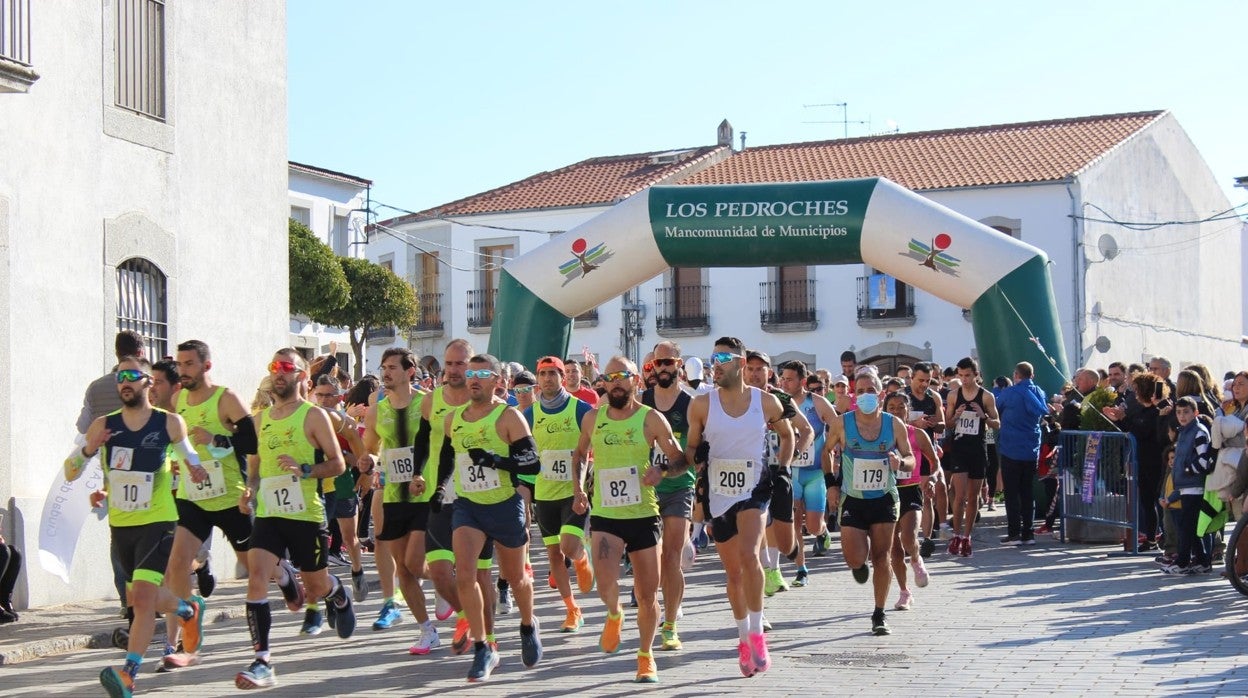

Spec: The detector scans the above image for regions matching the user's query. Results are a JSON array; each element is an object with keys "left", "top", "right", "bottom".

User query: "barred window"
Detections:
[
  {"left": 116, "top": 257, "right": 168, "bottom": 359},
  {"left": 115, "top": 0, "right": 165, "bottom": 120}
]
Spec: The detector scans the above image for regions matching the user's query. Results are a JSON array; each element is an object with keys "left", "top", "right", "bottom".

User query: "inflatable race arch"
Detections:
[{"left": 487, "top": 178, "right": 1069, "bottom": 395}]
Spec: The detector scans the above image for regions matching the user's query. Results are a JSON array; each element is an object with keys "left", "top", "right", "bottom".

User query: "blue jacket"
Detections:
[
  {"left": 1171, "top": 418, "right": 1213, "bottom": 492},
  {"left": 996, "top": 378, "right": 1049, "bottom": 460}
]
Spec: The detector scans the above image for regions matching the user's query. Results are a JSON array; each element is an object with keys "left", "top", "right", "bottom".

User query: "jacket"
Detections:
[
  {"left": 1171, "top": 418, "right": 1213, "bottom": 492},
  {"left": 996, "top": 378, "right": 1049, "bottom": 460}
]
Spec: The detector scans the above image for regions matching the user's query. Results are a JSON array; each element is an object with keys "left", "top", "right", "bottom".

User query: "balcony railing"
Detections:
[
  {"left": 411, "top": 292, "right": 443, "bottom": 334},
  {"left": 574, "top": 308, "right": 599, "bottom": 325},
  {"left": 759, "top": 279, "right": 817, "bottom": 330},
  {"left": 856, "top": 275, "right": 916, "bottom": 327},
  {"left": 655, "top": 285, "right": 710, "bottom": 333},
  {"left": 0, "top": 0, "right": 32, "bottom": 65},
  {"left": 365, "top": 325, "right": 396, "bottom": 343},
  {"left": 467, "top": 288, "right": 497, "bottom": 329}
]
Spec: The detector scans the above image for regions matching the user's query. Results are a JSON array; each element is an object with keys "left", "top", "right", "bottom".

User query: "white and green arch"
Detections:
[{"left": 488, "top": 177, "right": 1069, "bottom": 395}]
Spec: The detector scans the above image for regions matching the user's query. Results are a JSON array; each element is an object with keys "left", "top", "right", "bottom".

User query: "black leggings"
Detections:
[{"left": 0, "top": 544, "right": 23, "bottom": 607}]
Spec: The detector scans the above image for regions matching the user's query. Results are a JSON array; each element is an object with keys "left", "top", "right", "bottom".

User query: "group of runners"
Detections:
[{"left": 71, "top": 334, "right": 991, "bottom": 696}]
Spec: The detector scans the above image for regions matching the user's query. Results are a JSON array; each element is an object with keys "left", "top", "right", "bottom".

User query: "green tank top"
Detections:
[
  {"left": 256, "top": 402, "right": 324, "bottom": 522},
  {"left": 590, "top": 405, "right": 658, "bottom": 520},
  {"left": 533, "top": 398, "right": 582, "bottom": 502},
  {"left": 175, "top": 386, "right": 246, "bottom": 511},
  {"left": 451, "top": 403, "right": 513, "bottom": 505},
  {"left": 376, "top": 393, "right": 428, "bottom": 503}
]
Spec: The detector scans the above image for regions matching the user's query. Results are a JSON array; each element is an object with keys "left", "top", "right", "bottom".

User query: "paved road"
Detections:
[{"left": 1, "top": 512, "right": 1245, "bottom": 696}]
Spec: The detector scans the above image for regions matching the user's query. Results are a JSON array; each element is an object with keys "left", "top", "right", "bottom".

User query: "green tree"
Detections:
[
  {"left": 310, "top": 256, "right": 418, "bottom": 378},
  {"left": 288, "top": 218, "right": 350, "bottom": 318}
]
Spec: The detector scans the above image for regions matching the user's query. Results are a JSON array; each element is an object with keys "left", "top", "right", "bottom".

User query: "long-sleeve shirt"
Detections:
[{"left": 996, "top": 378, "right": 1049, "bottom": 461}]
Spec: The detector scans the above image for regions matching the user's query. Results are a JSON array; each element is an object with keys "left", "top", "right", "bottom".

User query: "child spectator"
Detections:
[
  {"left": 1161, "top": 397, "right": 1215, "bottom": 574},
  {"left": 1155, "top": 445, "right": 1180, "bottom": 567}
]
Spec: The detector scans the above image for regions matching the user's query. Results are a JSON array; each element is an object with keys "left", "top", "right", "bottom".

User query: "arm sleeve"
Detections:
[
  {"left": 172, "top": 437, "right": 202, "bottom": 466},
  {"left": 232, "top": 415, "right": 258, "bottom": 455},
  {"left": 497, "top": 436, "right": 540, "bottom": 476},
  {"left": 435, "top": 436, "right": 455, "bottom": 490},
  {"left": 412, "top": 418, "right": 432, "bottom": 469}
]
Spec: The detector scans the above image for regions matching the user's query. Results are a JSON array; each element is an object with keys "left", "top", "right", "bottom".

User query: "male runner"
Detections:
[
  {"left": 904, "top": 363, "right": 946, "bottom": 558},
  {"left": 825, "top": 371, "right": 914, "bottom": 635},
  {"left": 686, "top": 337, "right": 792, "bottom": 677},
  {"left": 526, "top": 356, "right": 594, "bottom": 633},
  {"left": 573, "top": 356, "right": 688, "bottom": 683},
  {"left": 66, "top": 356, "right": 207, "bottom": 698},
  {"left": 235, "top": 349, "right": 355, "bottom": 689},
  {"left": 941, "top": 357, "right": 999, "bottom": 557},
  {"left": 777, "top": 361, "right": 838, "bottom": 585},
  {"left": 362, "top": 348, "right": 438, "bottom": 655}
]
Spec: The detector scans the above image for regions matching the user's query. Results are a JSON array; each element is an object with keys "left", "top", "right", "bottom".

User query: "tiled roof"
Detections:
[
  {"left": 681, "top": 111, "right": 1166, "bottom": 190},
  {"left": 378, "top": 146, "right": 730, "bottom": 225},
  {"left": 289, "top": 161, "right": 372, "bottom": 187}
]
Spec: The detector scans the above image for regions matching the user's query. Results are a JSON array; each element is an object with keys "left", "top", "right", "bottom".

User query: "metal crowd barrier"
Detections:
[{"left": 1056, "top": 430, "right": 1139, "bottom": 553}]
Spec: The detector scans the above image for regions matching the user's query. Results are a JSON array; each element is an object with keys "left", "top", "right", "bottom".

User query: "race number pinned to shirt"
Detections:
[
  {"left": 110, "top": 446, "right": 135, "bottom": 472},
  {"left": 541, "top": 450, "right": 573, "bottom": 482},
  {"left": 457, "top": 453, "right": 501, "bottom": 493},
  {"left": 853, "top": 457, "right": 888, "bottom": 492},
  {"left": 599, "top": 466, "right": 641, "bottom": 508},
  {"left": 261, "top": 474, "right": 307, "bottom": 515},
  {"left": 710, "top": 459, "right": 754, "bottom": 497},
  {"left": 955, "top": 411, "right": 981, "bottom": 436},
  {"left": 384, "top": 447, "right": 417, "bottom": 484},
  {"left": 793, "top": 448, "right": 816, "bottom": 468},
  {"left": 109, "top": 470, "right": 153, "bottom": 511},
  {"left": 186, "top": 459, "right": 227, "bottom": 501}
]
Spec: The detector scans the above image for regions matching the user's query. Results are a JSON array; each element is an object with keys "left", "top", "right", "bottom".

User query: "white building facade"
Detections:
[
  {"left": 370, "top": 113, "right": 1246, "bottom": 382},
  {"left": 0, "top": 0, "right": 289, "bottom": 606}
]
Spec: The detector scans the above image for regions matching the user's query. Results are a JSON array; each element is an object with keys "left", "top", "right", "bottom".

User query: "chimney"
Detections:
[{"left": 717, "top": 119, "right": 733, "bottom": 148}]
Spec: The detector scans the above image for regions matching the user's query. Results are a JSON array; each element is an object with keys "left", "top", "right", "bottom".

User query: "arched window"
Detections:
[{"left": 116, "top": 257, "right": 168, "bottom": 358}]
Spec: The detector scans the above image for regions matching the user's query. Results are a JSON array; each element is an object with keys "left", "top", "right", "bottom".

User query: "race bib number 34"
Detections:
[
  {"left": 541, "top": 449, "right": 573, "bottom": 482},
  {"left": 110, "top": 470, "right": 154, "bottom": 511},
  {"left": 457, "top": 453, "right": 502, "bottom": 493},
  {"left": 599, "top": 466, "right": 641, "bottom": 508},
  {"left": 186, "top": 459, "right": 227, "bottom": 501},
  {"left": 710, "top": 459, "right": 754, "bottom": 497},
  {"left": 385, "top": 447, "right": 417, "bottom": 484},
  {"left": 853, "top": 457, "right": 888, "bottom": 492},
  {"left": 261, "top": 474, "right": 307, "bottom": 515}
]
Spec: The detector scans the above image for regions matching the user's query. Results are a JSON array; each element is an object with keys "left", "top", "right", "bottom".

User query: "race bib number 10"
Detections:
[{"left": 110, "top": 470, "right": 153, "bottom": 511}]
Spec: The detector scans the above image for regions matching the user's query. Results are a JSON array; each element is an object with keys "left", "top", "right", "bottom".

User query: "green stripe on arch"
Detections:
[
  {"left": 970, "top": 255, "right": 1070, "bottom": 397},
  {"left": 488, "top": 270, "right": 571, "bottom": 368}
]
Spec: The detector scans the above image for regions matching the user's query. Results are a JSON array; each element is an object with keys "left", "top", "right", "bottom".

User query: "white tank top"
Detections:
[{"left": 704, "top": 387, "right": 767, "bottom": 518}]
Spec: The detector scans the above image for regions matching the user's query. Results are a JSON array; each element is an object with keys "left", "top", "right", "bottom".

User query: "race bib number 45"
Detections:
[
  {"left": 541, "top": 449, "right": 573, "bottom": 482},
  {"left": 710, "top": 459, "right": 754, "bottom": 497},
  {"left": 261, "top": 474, "right": 307, "bottom": 515},
  {"left": 457, "top": 453, "right": 502, "bottom": 493}
]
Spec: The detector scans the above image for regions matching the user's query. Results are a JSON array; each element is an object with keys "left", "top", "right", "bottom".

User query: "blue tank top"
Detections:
[
  {"left": 795, "top": 393, "right": 826, "bottom": 469},
  {"left": 840, "top": 411, "right": 897, "bottom": 500}
]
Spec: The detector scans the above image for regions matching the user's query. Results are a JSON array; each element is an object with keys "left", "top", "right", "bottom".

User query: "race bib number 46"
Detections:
[
  {"left": 710, "top": 459, "right": 754, "bottom": 497},
  {"left": 110, "top": 470, "right": 153, "bottom": 511},
  {"left": 457, "top": 453, "right": 502, "bottom": 493},
  {"left": 599, "top": 466, "right": 641, "bottom": 508},
  {"left": 385, "top": 447, "right": 417, "bottom": 484},
  {"left": 186, "top": 459, "right": 227, "bottom": 501},
  {"left": 853, "top": 457, "right": 888, "bottom": 492},
  {"left": 261, "top": 474, "right": 307, "bottom": 515},
  {"left": 541, "top": 449, "right": 573, "bottom": 482}
]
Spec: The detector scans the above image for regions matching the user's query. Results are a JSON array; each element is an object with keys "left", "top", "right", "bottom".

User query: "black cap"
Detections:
[
  {"left": 512, "top": 370, "right": 536, "bottom": 387},
  {"left": 746, "top": 350, "right": 771, "bottom": 366}
]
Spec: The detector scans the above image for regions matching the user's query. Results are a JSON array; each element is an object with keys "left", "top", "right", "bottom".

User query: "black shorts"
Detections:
[
  {"left": 379, "top": 501, "right": 430, "bottom": 541},
  {"left": 589, "top": 515, "right": 661, "bottom": 553},
  {"left": 710, "top": 499, "right": 768, "bottom": 544},
  {"left": 330, "top": 493, "right": 359, "bottom": 519},
  {"left": 944, "top": 443, "right": 989, "bottom": 480},
  {"left": 768, "top": 465, "right": 794, "bottom": 524},
  {"left": 426, "top": 502, "right": 494, "bottom": 565},
  {"left": 838, "top": 493, "right": 899, "bottom": 530},
  {"left": 176, "top": 499, "right": 252, "bottom": 552},
  {"left": 535, "top": 497, "right": 588, "bottom": 546},
  {"left": 250, "top": 516, "right": 329, "bottom": 573},
  {"left": 897, "top": 484, "right": 923, "bottom": 514},
  {"left": 112, "top": 521, "right": 175, "bottom": 586}
]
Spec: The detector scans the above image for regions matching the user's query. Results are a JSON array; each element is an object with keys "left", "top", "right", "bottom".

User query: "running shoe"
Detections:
[
  {"left": 629, "top": 587, "right": 638, "bottom": 608},
  {"left": 748, "top": 632, "right": 771, "bottom": 673},
  {"left": 180, "top": 595, "right": 206, "bottom": 654},
  {"left": 600, "top": 611, "right": 623, "bottom": 654},
  {"left": 1196, "top": 563, "right": 1214, "bottom": 574},
  {"left": 762, "top": 616, "right": 773, "bottom": 633},
  {"left": 331, "top": 596, "right": 356, "bottom": 639},
  {"left": 961, "top": 537, "right": 973, "bottom": 558},
  {"left": 851, "top": 564, "right": 869, "bottom": 584},
  {"left": 99, "top": 667, "right": 135, "bottom": 698},
  {"left": 160, "top": 650, "right": 201, "bottom": 671},
  {"left": 520, "top": 619, "right": 543, "bottom": 668},
  {"left": 496, "top": 587, "right": 514, "bottom": 615},
  {"left": 763, "top": 567, "right": 785, "bottom": 596},
  {"left": 894, "top": 590, "right": 913, "bottom": 611},
  {"left": 277, "top": 560, "right": 304, "bottom": 612},
  {"left": 1154, "top": 553, "right": 1177, "bottom": 566},
  {"left": 1160, "top": 563, "right": 1195, "bottom": 575},
  {"left": 373, "top": 600, "right": 402, "bottom": 630},
  {"left": 911, "top": 558, "right": 930, "bottom": 588},
  {"left": 560, "top": 606, "right": 584, "bottom": 633},
  {"left": 737, "top": 641, "right": 756, "bottom": 677},
  {"left": 1035, "top": 524, "right": 1053, "bottom": 535},
  {"left": 938, "top": 523, "right": 954, "bottom": 540},
  {"left": 409, "top": 621, "right": 440, "bottom": 655},
  {"left": 660, "top": 621, "right": 682, "bottom": 650},
  {"left": 467, "top": 642, "right": 500, "bottom": 682},
  {"left": 575, "top": 554, "right": 595, "bottom": 594},
  {"left": 451, "top": 616, "right": 471, "bottom": 654},
  {"left": 681, "top": 538, "right": 696, "bottom": 571},
  {"left": 947, "top": 536, "right": 963, "bottom": 556},
  {"left": 871, "top": 610, "right": 890, "bottom": 636},
  {"left": 548, "top": 571, "right": 557, "bottom": 590},
  {"left": 919, "top": 537, "right": 936, "bottom": 558},
  {"left": 1019, "top": 537, "right": 1036, "bottom": 546},
  {"left": 235, "top": 659, "right": 277, "bottom": 689},
  {"left": 987, "top": 501, "right": 996, "bottom": 511},
  {"left": 299, "top": 607, "right": 325, "bottom": 636},
  {"left": 635, "top": 651, "right": 658, "bottom": 683},
  {"left": 792, "top": 568, "right": 809, "bottom": 588},
  {"left": 352, "top": 569, "right": 368, "bottom": 603},
  {"left": 813, "top": 531, "right": 831, "bottom": 557},
  {"left": 195, "top": 562, "right": 216, "bottom": 598},
  {"left": 434, "top": 591, "right": 453, "bottom": 621},
  {"left": 1000, "top": 535, "right": 1021, "bottom": 545}
]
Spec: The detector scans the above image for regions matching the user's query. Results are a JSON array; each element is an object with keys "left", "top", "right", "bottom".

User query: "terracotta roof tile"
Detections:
[{"left": 681, "top": 111, "right": 1165, "bottom": 189}]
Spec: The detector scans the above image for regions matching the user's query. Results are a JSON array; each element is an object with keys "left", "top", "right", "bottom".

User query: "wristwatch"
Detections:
[{"left": 300, "top": 463, "right": 313, "bottom": 479}]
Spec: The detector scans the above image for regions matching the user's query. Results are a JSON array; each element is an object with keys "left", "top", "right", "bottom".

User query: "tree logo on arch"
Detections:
[
  {"left": 903, "top": 233, "right": 961, "bottom": 276},
  {"left": 558, "top": 237, "right": 613, "bottom": 285}
]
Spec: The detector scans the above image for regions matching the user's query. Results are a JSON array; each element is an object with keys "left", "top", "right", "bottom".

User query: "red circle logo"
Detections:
[
  {"left": 571, "top": 238, "right": 587, "bottom": 255},
  {"left": 933, "top": 233, "right": 952, "bottom": 251}
]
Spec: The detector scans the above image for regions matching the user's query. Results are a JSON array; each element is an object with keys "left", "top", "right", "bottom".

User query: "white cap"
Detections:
[
  {"left": 833, "top": 374, "right": 850, "bottom": 386},
  {"left": 685, "top": 356, "right": 704, "bottom": 380}
]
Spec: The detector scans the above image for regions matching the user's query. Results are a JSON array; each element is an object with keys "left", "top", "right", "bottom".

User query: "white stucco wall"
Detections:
[{"left": 0, "top": 1, "right": 288, "bottom": 606}]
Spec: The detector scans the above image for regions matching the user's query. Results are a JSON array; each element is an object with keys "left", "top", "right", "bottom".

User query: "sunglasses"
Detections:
[
  {"left": 643, "top": 362, "right": 654, "bottom": 373},
  {"left": 465, "top": 369, "right": 498, "bottom": 379},
  {"left": 313, "top": 392, "right": 339, "bottom": 400},
  {"left": 808, "top": 384, "right": 826, "bottom": 393},
  {"left": 711, "top": 352, "right": 740, "bottom": 365},
  {"left": 603, "top": 370, "right": 635, "bottom": 382},
  {"left": 653, "top": 358, "right": 679, "bottom": 367},
  {"left": 116, "top": 369, "right": 150, "bottom": 384},
  {"left": 514, "top": 386, "right": 534, "bottom": 395},
  {"left": 268, "top": 360, "right": 299, "bottom": 375}
]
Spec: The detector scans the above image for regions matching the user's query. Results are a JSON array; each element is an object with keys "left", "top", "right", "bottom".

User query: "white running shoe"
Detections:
[{"left": 409, "top": 621, "right": 441, "bottom": 655}]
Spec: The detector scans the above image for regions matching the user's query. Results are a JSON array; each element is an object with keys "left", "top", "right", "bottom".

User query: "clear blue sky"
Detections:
[{"left": 288, "top": 1, "right": 1248, "bottom": 217}]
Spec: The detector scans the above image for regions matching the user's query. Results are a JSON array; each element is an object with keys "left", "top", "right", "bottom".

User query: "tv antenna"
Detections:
[{"left": 803, "top": 102, "right": 869, "bottom": 138}]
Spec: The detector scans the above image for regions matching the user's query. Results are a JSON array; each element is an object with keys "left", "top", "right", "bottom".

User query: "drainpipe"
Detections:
[{"left": 1066, "top": 180, "right": 1083, "bottom": 368}]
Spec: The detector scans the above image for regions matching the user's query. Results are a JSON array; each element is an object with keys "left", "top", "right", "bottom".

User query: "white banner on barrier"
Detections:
[{"left": 38, "top": 435, "right": 106, "bottom": 584}]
